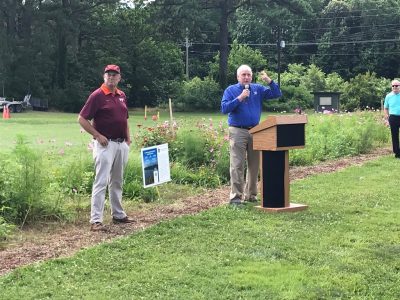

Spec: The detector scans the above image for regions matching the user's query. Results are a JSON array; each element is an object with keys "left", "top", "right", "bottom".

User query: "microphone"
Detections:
[{"left": 244, "top": 84, "right": 250, "bottom": 100}]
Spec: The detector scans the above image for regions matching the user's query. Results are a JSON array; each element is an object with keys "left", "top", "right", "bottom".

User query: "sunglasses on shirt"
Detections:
[{"left": 392, "top": 85, "right": 400, "bottom": 87}]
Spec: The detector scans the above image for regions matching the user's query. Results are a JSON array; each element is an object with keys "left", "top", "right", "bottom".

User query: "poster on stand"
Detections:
[{"left": 141, "top": 143, "right": 171, "bottom": 188}]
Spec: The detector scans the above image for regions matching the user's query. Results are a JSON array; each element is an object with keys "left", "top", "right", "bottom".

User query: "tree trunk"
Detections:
[
  {"left": 21, "top": 0, "right": 34, "bottom": 41},
  {"left": 5, "top": 0, "right": 17, "bottom": 38},
  {"left": 56, "top": 0, "right": 70, "bottom": 89},
  {"left": 218, "top": 0, "right": 231, "bottom": 89},
  {"left": 57, "top": 30, "right": 67, "bottom": 89}
]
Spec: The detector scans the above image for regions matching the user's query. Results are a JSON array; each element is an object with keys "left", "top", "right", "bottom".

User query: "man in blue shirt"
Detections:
[
  {"left": 384, "top": 79, "right": 400, "bottom": 158},
  {"left": 221, "top": 64, "right": 282, "bottom": 205}
]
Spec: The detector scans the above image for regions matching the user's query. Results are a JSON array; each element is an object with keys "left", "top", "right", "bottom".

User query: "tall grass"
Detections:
[
  {"left": 0, "top": 136, "right": 67, "bottom": 226},
  {"left": 0, "top": 111, "right": 391, "bottom": 235},
  {"left": 290, "top": 112, "right": 389, "bottom": 165}
]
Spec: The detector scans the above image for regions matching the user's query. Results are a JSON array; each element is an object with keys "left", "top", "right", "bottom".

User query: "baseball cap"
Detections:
[{"left": 104, "top": 64, "right": 120, "bottom": 74}]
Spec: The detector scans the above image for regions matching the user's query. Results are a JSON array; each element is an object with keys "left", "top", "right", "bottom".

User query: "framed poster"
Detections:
[{"left": 141, "top": 143, "right": 171, "bottom": 188}]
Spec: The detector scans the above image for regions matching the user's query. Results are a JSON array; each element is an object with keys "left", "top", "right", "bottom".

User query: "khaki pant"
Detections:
[
  {"left": 90, "top": 140, "right": 129, "bottom": 224},
  {"left": 229, "top": 127, "right": 259, "bottom": 201}
]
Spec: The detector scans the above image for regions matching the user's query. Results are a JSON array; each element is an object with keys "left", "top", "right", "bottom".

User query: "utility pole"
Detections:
[{"left": 184, "top": 28, "right": 192, "bottom": 80}]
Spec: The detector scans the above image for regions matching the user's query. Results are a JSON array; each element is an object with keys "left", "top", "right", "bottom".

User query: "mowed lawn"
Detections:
[
  {"left": 0, "top": 110, "right": 228, "bottom": 152},
  {"left": 1, "top": 155, "right": 399, "bottom": 299}
]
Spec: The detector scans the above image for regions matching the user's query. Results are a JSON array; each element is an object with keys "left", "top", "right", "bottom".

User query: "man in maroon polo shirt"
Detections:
[{"left": 78, "top": 64, "right": 134, "bottom": 232}]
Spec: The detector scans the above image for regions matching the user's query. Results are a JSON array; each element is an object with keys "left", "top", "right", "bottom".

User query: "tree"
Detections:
[
  {"left": 209, "top": 40, "right": 267, "bottom": 85},
  {"left": 147, "top": 0, "right": 311, "bottom": 88},
  {"left": 313, "top": 0, "right": 400, "bottom": 79}
]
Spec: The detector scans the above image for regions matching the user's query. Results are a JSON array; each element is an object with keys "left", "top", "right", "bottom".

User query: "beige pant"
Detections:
[
  {"left": 229, "top": 127, "right": 259, "bottom": 201},
  {"left": 90, "top": 140, "right": 129, "bottom": 224}
]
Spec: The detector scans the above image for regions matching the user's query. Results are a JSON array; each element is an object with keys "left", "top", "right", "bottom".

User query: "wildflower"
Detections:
[
  {"left": 65, "top": 142, "right": 73, "bottom": 146},
  {"left": 58, "top": 149, "right": 65, "bottom": 155}
]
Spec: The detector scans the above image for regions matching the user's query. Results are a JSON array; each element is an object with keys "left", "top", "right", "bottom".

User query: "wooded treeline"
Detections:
[{"left": 0, "top": 0, "right": 399, "bottom": 111}]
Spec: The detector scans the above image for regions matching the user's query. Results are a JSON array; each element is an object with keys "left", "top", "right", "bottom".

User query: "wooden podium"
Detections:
[{"left": 249, "top": 115, "right": 308, "bottom": 212}]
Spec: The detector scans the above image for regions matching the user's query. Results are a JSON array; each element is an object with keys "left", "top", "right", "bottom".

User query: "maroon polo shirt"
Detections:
[{"left": 80, "top": 83, "right": 129, "bottom": 140}]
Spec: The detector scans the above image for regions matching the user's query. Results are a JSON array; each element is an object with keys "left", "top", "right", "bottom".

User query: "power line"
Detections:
[
  {"left": 297, "top": 22, "right": 400, "bottom": 32},
  {"left": 189, "top": 38, "right": 400, "bottom": 47},
  {"left": 287, "top": 51, "right": 400, "bottom": 57},
  {"left": 285, "top": 38, "right": 400, "bottom": 46},
  {"left": 290, "top": 12, "right": 400, "bottom": 22}
]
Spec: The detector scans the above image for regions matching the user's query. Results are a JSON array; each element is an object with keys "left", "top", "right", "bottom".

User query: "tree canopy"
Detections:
[{"left": 0, "top": 0, "right": 399, "bottom": 111}]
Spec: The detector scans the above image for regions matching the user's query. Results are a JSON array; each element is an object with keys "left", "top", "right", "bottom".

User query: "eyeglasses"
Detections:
[{"left": 392, "top": 85, "right": 400, "bottom": 87}]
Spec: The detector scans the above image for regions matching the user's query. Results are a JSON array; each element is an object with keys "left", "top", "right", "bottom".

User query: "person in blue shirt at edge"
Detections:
[
  {"left": 384, "top": 79, "right": 400, "bottom": 159},
  {"left": 221, "top": 64, "right": 282, "bottom": 205}
]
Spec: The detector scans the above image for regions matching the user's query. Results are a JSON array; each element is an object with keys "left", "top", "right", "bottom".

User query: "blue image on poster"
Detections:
[{"left": 142, "top": 147, "right": 159, "bottom": 186}]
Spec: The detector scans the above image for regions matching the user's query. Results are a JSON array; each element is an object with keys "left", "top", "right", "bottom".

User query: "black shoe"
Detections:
[
  {"left": 245, "top": 197, "right": 258, "bottom": 203},
  {"left": 229, "top": 198, "right": 242, "bottom": 205},
  {"left": 112, "top": 216, "right": 135, "bottom": 224}
]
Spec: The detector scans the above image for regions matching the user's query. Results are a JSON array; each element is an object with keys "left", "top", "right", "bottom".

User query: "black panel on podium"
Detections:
[{"left": 262, "top": 151, "right": 285, "bottom": 208}]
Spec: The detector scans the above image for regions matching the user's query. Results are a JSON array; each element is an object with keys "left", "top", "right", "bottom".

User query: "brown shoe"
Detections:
[
  {"left": 112, "top": 216, "right": 135, "bottom": 224},
  {"left": 90, "top": 222, "right": 108, "bottom": 232}
]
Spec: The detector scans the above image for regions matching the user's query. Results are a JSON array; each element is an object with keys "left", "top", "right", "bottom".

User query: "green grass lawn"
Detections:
[
  {"left": 0, "top": 110, "right": 228, "bottom": 151},
  {"left": 0, "top": 110, "right": 280, "bottom": 152},
  {"left": 1, "top": 155, "right": 399, "bottom": 299}
]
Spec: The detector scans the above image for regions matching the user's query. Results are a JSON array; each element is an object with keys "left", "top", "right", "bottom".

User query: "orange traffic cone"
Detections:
[
  {"left": 2, "top": 107, "right": 5, "bottom": 119},
  {"left": 5, "top": 106, "right": 10, "bottom": 119}
]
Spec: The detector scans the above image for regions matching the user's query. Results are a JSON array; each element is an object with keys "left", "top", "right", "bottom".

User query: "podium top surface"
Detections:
[{"left": 249, "top": 114, "right": 308, "bottom": 134}]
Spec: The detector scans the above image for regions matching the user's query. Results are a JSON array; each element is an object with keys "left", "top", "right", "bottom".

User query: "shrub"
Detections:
[
  {"left": 267, "top": 84, "right": 313, "bottom": 112},
  {"left": 341, "top": 72, "right": 390, "bottom": 111},
  {"left": 175, "top": 129, "right": 210, "bottom": 168},
  {"left": 171, "top": 162, "right": 221, "bottom": 188},
  {"left": 0, "top": 216, "right": 15, "bottom": 249},
  {"left": 172, "top": 118, "right": 229, "bottom": 168},
  {"left": 214, "top": 141, "right": 230, "bottom": 183},
  {"left": 175, "top": 77, "right": 221, "bottom": 111},
  {"left": 133, "top": 122, "right": 177, "bottom": 149},
  {"left": 56, "top": 156, "right": 94, "bottom": 196},
  {"left": 0, "top": 136, "right": 68, "bottom": 225},
  {"left": 209, "top": 40, "right": 268, "bottom": 85}
]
